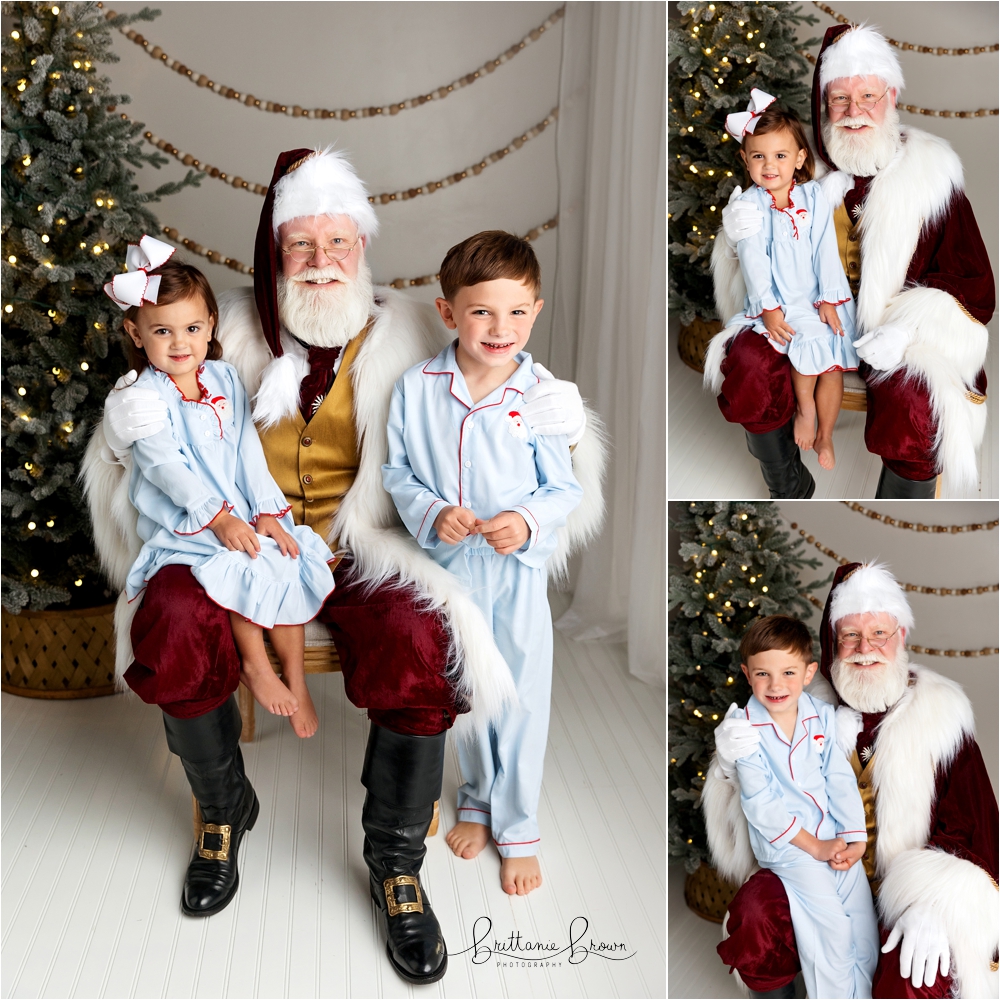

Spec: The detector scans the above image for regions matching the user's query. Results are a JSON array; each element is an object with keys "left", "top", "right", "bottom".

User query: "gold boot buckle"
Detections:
[
  {"left": 198, "top": 823, "right": 232, "bottom": 860},
  {"left": 384, "top": 875, "right": 423, "bottom": 916}
]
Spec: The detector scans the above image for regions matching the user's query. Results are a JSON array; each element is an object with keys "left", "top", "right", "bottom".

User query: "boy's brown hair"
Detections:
[
  {"left": 123, "top": 259, "right": 222, "bottom": 374},
  {"left": 739, "top": 615, "right": 814, "bottom": 664},
  {"left": 439, "top": 230, "right": 541, "bottom": 301},
  {"left": 740, "top": 104, "right": 815, "bottom": 185}
]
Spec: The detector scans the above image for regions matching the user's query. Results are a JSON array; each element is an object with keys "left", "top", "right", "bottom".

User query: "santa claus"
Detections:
[
  {"left": 81, "top": 147, "right": 606, "bottom": 984},
  {"left": 705, "top": 24, "right": 995, "bottom": 499},
  {"left": 703, "top": 562, "right": 998, "bottom": 998}
]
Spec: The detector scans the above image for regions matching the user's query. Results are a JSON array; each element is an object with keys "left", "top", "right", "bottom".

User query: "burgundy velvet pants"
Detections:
[
  {"left": 717, "top": 329, "right": 988, "bottom": 481},
  {"left": 717, "top": 869, "right": 953, "bottom": 997},
  {"left": 125, "top": 561, "right": 460, "bottom": 735}
]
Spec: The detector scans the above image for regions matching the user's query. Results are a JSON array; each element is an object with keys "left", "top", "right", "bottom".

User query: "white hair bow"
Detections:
[
  {"left": 102, "top": 234, "right": 176, "bottom": 310},
  {"left": 725, "top": 88, "right": 778, "bottom": 143}
]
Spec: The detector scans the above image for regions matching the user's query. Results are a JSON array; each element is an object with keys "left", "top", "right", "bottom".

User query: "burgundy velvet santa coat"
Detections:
[
  {"left": 705, "top": 126, "right": 994, "bottom": 494},
  {"left": 702, "top": 664, "right": 999, "bottom": 999}
]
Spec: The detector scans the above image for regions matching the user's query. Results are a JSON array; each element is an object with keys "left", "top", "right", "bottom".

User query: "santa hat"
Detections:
[
  {"left": 810, "top": 23, "right": 904, "bottom": 170},
  {"left": 253, "top": 147, "right": 379, "bottom": 359},
  {"left": 819, "top": 561, "right": 914, "bottom": 680}
]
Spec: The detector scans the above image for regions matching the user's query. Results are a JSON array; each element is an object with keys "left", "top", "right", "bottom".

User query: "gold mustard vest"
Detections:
[
  {"left": 257, "top": 325, "right": 369, "bottom": 542},
  {"left": 850, "top": 748, "right": 880, "bottom": 893},
  {"left": 834, "top": 201, "right": 861, "bottom": 298}
]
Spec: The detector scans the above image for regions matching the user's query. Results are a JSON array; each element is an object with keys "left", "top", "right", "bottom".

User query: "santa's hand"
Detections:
[
  {"left": 721, "top": 187, "right": 764, "bottom": 249},
  {"left": 103, "top": 370, "right": 167, "bottom": 454},
  {"left": 852, "top": 324, "right": 911, "bottom": 372},
  {"left": 713, "top": 704, "right": 761, "bottom": 774},
  {"left": 522, "top": 364, "right": 587, "bottom": 446},
  {"left": 882, "top": 905, "right": 951, "bottom": 990}
]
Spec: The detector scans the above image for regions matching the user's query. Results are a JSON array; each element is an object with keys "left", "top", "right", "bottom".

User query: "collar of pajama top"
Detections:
[{"left": 425, "top": 341, "right": 539, "bottom": 407}]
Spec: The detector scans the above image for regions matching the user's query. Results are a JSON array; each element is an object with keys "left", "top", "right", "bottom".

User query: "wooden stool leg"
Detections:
[
  {"left": 427, "top": 800, "right": 440, "bottom": 837},
  {"left": 192, "top": 793, "right": 202, "bottom": 842},
  {"left": 238, "top": 682, "right": 255, "bottom": 742}
]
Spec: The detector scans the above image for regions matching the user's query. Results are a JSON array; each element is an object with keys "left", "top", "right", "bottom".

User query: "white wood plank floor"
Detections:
[
  {"left": 668, "top": 318, "right": 1000, "bottom": 499},
  {"left": 1, "top": 593, "right": 665, "bottom": 999}
]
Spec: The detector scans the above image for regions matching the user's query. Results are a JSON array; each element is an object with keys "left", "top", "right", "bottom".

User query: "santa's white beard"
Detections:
[
  {"left": 277, "top": 259, "right": 374, "bottom": 348},
  {"left": 831, "top": 645, "right": 910, "bottom": 713},
  {"left": 822, "top": 106, "right": 901, "bottom": 177}
]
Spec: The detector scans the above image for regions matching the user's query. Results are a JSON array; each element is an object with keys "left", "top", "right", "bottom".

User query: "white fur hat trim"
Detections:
[
  {"left": 272, "top": 147, "right": 380, "bottom": 239},
  {"left": 819, "top": 24, "right": 904, "bottom": 95},
  {"left": 828, "top": 562, "right": 914, "bottom": 633}
]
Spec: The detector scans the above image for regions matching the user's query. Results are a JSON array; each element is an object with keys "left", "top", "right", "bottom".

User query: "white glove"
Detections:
[
  {"left": 881, "top": 905, "right": 950, "bottom": 990},
  {"left": 102, "top": 370, "right": 168, "bottom": 456},
  {"left": 721, "top": 186, "right": 764, "bottom": 249},
  {"left": 522, "top": 363, "right": 587, "bottom": 446},
  {"left": 852, "top": 324, "right": 911, "bottom": 372},
  {"left": 713, "top": 703, "right": 761, "bottom": 774}
]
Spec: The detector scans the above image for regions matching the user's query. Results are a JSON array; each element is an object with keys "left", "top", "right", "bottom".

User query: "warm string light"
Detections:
[
  {"left": 100, "top": 4, "right": 564, "bottom": 119},
  {"left": 139, "top": 108, "right": 559, "bottom": 204}
]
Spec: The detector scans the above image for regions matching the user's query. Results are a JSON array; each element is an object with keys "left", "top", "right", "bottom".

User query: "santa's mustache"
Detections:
[
  {"left": 829, "top": 115, "right": 879, "bottom": 131},
  {"left": 287, "top": 266, "right": 351, "bottom": 285},
  {"left": 841, "top": 651, "right": 889, "bottom": 666}
]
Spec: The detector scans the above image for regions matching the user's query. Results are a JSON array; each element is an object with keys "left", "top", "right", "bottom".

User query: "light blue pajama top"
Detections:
[
  {"left": 733, "top": 693, "right": 868, "bottom": 867},
  {"left": 124, "top": 360, "right": 335, "bottom": 628},
  {"left": 381, "top": 343, "right": 583, "bottom": 571},
  {"left": 724, "top": 180, "right": 860, "bottom": 376}
]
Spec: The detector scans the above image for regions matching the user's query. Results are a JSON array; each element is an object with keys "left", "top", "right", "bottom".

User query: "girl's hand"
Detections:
[
  {"left": 433, "top": 505, "right": 478, "bottom": 544},
  {"left": 209, "top": 510, "right": 261, "bottom": 559},
  {"left": 761, "top": 307, "right": 796, "bottom": 346},
  {"left": 818, "top": 301, "right": 845, "bottom": 336},
  {"left": 472, "top": 511, "right": 530, "bottom": 555},
  {"left": 255, "top": 514, "right": 299, "bottom": 558}
]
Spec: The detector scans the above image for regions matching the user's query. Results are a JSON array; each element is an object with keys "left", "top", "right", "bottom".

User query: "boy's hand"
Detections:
[
  {"left": 434, "top": 505, "right": 478, "bottom": 544},
  {"left": 255, "top": 514, "right": 299, "bottom": 558},
  {"left": 828, "top": 840, "right": 866, "bottom": 871},
  {"left": 790, "top": 828, "right": 847, "bottom": 861},
  {"left": 209, "top": 510, "right": 261, "bottom": 559},
  {"left": 817, "top": 301, "right": 845, "bottom": 336},
  {"left": 761, "top": 307, "right": 795, "bottom": 346},
  {"left": 473, "top": 511, "right": 530, "bottom": 555}
]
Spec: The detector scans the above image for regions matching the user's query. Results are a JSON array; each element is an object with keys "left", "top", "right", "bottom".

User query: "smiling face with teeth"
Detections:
[
  {"left": 435, "top": 278, "right": 544, "bottom": 399},
  {"left": 741, "top": 647, "right": 818, "bottom": 731}
]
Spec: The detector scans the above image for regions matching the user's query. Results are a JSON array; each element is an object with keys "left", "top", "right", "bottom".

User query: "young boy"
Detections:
[
  {"left": 733, "top": 615, "right": 878, "bottom": 1000},
  {"left": 381, "top": 231, "right": 582, "bottom": 895}
]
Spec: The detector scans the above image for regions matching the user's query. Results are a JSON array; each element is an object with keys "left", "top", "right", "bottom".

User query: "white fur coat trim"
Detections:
[
  {"left": 878, "top": 848, "right": 998, "bottom": 999},
  {"left": 702, "top": 756, "right": 759, "bottom": 886}
]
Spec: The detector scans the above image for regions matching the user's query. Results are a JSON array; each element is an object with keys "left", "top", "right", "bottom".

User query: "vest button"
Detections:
[
  {"left": 303, "top": 474, "right": 313, "bottom": 485},
  {"left": 849, "top": 233, "right": 858, "bottom": 242},
  {"left": 848, "top": 261, "right": 857, "bottom": 270},
  {"left": 302, "top": 437, "right": 312, "bottom": 447},
  {"left": 859, "top": 781, "right": 868, "bottom": 788}
]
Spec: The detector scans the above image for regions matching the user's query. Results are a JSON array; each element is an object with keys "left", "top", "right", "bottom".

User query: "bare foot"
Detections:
[
  {"left": 445, "top": 821, "right": 490, "bottom": 859},
  {"left": 240, "top": 661, "right": 299, "bottom": 716},
  {"left": 815, "top": 435, "right": 836, "bottom": 470},
  {"left": 500, "top": 855, "right": 543, "bottom": 895},
  {"left": 794, "top": 408, "right": 816, "bottom": 450},
  {"left": 286, "top": 675, "right": 318, "bottom": 738}
]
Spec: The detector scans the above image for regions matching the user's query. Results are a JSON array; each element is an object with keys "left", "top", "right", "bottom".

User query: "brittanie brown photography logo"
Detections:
[{"left": 449, "top": 915, "right": 637, "bottom": 968}]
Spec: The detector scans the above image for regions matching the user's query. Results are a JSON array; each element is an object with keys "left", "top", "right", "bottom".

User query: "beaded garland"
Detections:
[
  {"left": 140, "top": 107, "right": 559, "bottom": 203},
  {"left": 100, "top": 4, "right": 565, "bottom": 121},
  {"left": 840, "top": 503, "right": 998, "bottom": 533},
  {"left": 158, "top": 216, "right": 559, "bottom": 283}
]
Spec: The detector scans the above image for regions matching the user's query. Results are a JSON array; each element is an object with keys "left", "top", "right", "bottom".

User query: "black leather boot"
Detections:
[
  {"left": 748, "top": 983, "right": 796, "bottom": 999},
  {"left": 362, "top": 723, "right": 448, "bottom": 985},
  {"left": 162, "top": 696, "right": 259, "bottom": 917},
  {"left": 745, "top": 421, "right": 815, "bottom": 498},
  {"left": 875, "top": 462, "right": 937, "bottom": 498}
]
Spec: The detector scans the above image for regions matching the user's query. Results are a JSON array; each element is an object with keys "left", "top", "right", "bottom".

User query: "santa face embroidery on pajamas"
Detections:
[
  {"left": 506, "top": 410, "right": 528, "bottom": 439},
  {"left": 813, "top": 733, "right": 825, "bottom": 754}
]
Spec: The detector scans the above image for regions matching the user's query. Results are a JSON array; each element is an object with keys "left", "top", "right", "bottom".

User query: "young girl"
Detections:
[
  {"left": 106, "top": 239, "right": 334, "bottom": 738},
  {"left": 723, "top": 90, "right": 858, "bottom": 471}
]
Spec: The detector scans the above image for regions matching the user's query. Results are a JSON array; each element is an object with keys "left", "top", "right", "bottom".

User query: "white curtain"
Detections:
[{"left": 549, "top": 2, "right": 666, "bottom": 687}]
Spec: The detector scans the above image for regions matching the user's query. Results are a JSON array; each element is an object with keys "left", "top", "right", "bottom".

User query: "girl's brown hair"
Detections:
[
  {"left": 122, "top": 259, "right": 222, "bottom": 374},
  {"left": 740, "top": 105, "right": 815, "bottom": 185}
]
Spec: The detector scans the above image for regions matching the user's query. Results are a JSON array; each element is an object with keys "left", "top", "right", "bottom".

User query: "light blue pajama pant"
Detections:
[
  {"left": 768, "top": 852, "right": 878, "bottom": 999},
  {"left": 452, "top": 545, "right": 552, "bottom": 858}
]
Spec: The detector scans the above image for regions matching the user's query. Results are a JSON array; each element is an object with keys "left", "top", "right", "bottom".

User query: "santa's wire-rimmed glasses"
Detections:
[
  {"left": 837, "top": 624, "right": 901, "bottom": 649},
  {"left": 827, "top": 88, "right": 890, "bottom": 113},
  {"left": 280, "top": 237, "right": 361, "bottom": 264}
]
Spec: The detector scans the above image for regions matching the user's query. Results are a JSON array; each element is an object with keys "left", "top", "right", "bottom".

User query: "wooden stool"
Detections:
[
  {"left": 205, "top": 620, "right": 439, "bottom": 838},
  {"left": 842, "top": 370, "right": 867, "bottom": 411}
]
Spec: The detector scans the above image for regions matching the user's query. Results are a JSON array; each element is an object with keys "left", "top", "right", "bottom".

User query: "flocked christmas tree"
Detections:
[
  {"left": 668, "top": 1, "right": 820, "bottom": 323},
  {"left": 668, "top": 501, "right": 829, "bottom": 873},
  {"left": 2, "top": 0, "right": 198, "bottom": 613}
]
